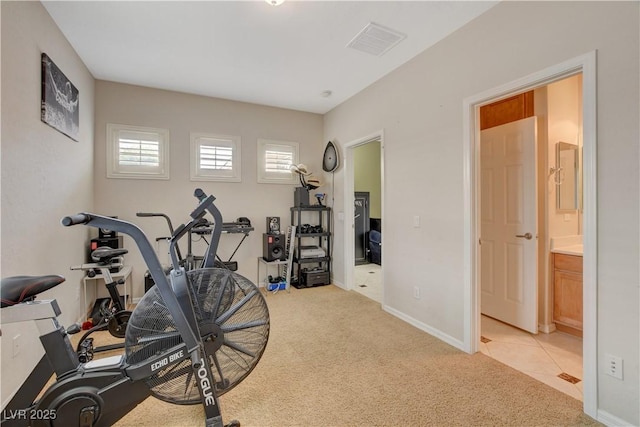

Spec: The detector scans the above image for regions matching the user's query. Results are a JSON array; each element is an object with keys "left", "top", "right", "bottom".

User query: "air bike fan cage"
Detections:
[{"left": 126, "top": 267, "right": 269, "bottom": 403}]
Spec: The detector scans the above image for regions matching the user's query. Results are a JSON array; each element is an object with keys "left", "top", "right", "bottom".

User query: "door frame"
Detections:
[
  {"left": 344, "top": 131, "right": 384, "bottom": 299},
  {"left": 462, "top": 52, "right": 597, "bottom": 417}
]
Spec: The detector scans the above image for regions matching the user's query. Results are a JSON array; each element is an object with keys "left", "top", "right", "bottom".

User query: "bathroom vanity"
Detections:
[{"left": 551, "top": 246, "right": 583, "bottom": 337}]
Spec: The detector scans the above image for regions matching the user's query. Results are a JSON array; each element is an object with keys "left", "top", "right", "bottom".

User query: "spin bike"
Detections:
[
  {"left": 69, "top": 247, "right": 132, "bottom": 362},
  {"left": 0, "top": 189, "right": 270, "bottom": 427}
]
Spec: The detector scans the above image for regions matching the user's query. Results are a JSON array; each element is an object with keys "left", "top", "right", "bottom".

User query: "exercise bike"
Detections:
[
  {"left": 0, "top": 189, "right": 270, "bottom": 427},
  {"left": 68, "top": 247, "right": 132, "bottom": 362}
]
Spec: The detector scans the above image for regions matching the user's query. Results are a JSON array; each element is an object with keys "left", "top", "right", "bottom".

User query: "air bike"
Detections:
[{"left": 0, "top": 189, "right": 270, "bottom": 427}]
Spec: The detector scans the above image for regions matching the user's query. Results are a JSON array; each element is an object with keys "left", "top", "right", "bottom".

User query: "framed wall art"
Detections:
[{"left": 41, "top": 53, "right": 79, "bottom": 141}]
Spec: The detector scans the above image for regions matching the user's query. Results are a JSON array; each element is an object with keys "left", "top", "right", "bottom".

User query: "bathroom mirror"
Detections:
[{"left": 556, "top": 141, "right": 580, "bottom": 210}]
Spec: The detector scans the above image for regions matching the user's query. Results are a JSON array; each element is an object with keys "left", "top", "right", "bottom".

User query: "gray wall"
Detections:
[
  {"left": 1, "top": 1, "right": 95, "bottom": 404},
  {"left": 324, "top": 1, "right": 639, "bottom": 424},
  {"left": 93, "top": 81, "right": 324, "bottom": 295}
]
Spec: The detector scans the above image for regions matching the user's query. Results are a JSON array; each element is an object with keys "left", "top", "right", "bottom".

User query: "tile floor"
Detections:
[
  {"left": 351, "top": 263, "right": 583, "bottom": 401},
  {"left": 480, "top": 315, "right": 584, "bottom": 401},
  {"left": 353, "top": 263, "right": 382, "bottom": 303}
]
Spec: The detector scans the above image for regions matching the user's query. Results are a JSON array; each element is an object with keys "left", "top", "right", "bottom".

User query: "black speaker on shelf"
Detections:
[
  {"left": 294, "top": 187, "right": 309, "bottom": 207},
  {"left": 266, "top": 216, "right": 280, "bottom": 234},
  {"left": 263, "top": 233, "right": 286, "bottom": 261}
]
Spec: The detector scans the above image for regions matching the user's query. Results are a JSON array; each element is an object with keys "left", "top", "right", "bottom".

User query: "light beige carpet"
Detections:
[{"left": 112, "top": 285, "right": 599, "bottom": 427}]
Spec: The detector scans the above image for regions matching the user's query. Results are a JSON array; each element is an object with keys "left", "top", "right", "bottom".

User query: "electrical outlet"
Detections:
[
  {"left": 12, "top": 334, "right": 21, "bottom": 358},
  {"left": 413, "top": 286, "right": 420, "bottom": 299},
  {"left": 604, "top": 353, "right": 623, "bottom": 380}
]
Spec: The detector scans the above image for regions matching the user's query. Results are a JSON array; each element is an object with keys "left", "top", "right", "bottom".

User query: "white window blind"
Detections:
[
  {"left": 118, "top": 131, "right": 160, "bottom": 167},
  {"left": 258, "top": 139, "right": 299, "bottom": 184},
  {"left": 107, "top": 124, "right": 169, "bottom": 180},
  {"left": 265, "top": 149, "right": 294, "bottom": 174},
  {"left": 190, "top": 133, "right": 241, "bottom": 182},
  {"left": 201, "top": 145, "right": 233, "bottom": 170}
]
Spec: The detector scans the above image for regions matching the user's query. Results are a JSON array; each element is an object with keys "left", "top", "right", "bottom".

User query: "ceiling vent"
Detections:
[{"left": 347, "top": 22, "right": 407, "bottom": 56}]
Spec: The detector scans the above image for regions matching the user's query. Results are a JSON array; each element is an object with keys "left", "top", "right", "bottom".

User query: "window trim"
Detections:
[
  {"left": 106, "top": 123, "right": 170, "bottom": 180},
  {"left": 257, "top": 139, "right": 299, "bottom": 184},
  {"left": 190, "top": 132, "right": 242, "bottom": 182}
]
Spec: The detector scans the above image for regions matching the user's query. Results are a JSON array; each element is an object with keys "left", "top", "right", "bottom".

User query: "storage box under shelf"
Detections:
[{"left": 291, "top": 270, "right": 330, "bottom": 289}]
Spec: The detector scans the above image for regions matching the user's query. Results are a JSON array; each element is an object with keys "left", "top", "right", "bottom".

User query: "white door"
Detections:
[{"left": 480, "top": 116, "right": 538, "bottom": 333}]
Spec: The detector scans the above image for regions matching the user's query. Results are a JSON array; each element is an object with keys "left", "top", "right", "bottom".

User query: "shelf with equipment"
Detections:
[
  {"left": 290, "top": 205, "right": 331, "bottom": 288},
  {"left": 258, "top": 226, "right": 295, "bottom": 293}
]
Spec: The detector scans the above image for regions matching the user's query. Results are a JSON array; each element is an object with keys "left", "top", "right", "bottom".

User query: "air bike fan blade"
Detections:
[{"left": 322, "top": 141, "right": 339, "bottom": 172}]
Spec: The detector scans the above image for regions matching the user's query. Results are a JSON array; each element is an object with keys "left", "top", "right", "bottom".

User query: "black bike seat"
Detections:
[
  {"left": 91, "top": 247, "right": 128, "bottom": 263},
  {"left": 0, "top": 275, "right": 65, "bottom": 308}
]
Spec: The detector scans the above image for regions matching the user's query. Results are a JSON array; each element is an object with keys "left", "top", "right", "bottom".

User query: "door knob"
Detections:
[{"left": 515, "top": 232, "right": 533, "bottom": 240}]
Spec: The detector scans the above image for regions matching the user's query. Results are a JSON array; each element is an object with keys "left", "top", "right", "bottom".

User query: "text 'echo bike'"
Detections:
[{"left": 0, "top": 189, "right": 270, "bottom": 427}]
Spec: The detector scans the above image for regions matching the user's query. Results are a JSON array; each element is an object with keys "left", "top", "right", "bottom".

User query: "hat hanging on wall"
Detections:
[
  {"left": 290, "top": 163, "right": 321, "bottom": 190},
  {"left": 290, "top": 163, "right": 310, "bottom": 176},
  {"left": 322, "top": 141, "right": 339, "bottom": 172},
  {"left": 305, "top": 176, "right": 322, "bottom": 189}
]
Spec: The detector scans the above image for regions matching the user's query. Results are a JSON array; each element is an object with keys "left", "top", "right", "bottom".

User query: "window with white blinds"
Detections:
[
  {"left": 190, "top": 133, "right": 241, "bottom": 182},
  {"left": 106, "top": 124, "right": 170, "bottom": 179},
  {"left": 257, "top": 139, "right": 299, "bottom": 184}
]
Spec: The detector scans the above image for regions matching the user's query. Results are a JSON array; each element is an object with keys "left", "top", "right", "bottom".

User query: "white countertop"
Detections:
[
  {"left": 550, "top": 235, "right": 583, "bottom": 256},
  {"left": 551, "top": 244, "right": 583, "bottom": 256}
]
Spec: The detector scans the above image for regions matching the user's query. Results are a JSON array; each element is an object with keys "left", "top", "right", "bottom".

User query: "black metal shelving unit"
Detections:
[{"left": 290, "top": 205, "right": 331, "bottom": 288}]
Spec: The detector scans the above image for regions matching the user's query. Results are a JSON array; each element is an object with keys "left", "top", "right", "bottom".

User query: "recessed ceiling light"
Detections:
[
  {"left": 321, "top": 90, "right": 332, "bottom": 98},
  {"left": 347, "top": 22, "right": 407, "bottom": 56},
  {"left": 265, "top": 0, "right": 285, "bottom": 6}
]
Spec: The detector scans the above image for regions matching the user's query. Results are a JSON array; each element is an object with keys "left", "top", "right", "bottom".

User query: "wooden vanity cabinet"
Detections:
[{"left": 552, "top": 253, "right": 583, "bottom": 337}]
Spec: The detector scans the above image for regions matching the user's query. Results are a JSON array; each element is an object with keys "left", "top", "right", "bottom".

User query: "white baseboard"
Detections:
[
  {"left": 332, "top": 280, "right": 347, "bottom": 290},
  {"left": 597, "top": 409, "right": 635, "bottom": 427},
  {"left": 383, "top": 304, "right": 466, "bottom": 352}
]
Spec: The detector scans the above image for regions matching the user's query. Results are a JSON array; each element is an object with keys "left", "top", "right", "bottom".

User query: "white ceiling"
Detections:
[{"left": 43, "top": 1, "right": 498, "bottom": 114}]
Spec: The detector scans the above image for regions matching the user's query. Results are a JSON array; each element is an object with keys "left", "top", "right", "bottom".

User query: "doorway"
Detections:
[
  {"left": 463, "top": 52, "right": 597, "bottom": 417},
  {"left": 477, "top": 74, "right": 585, "bottom": 400},
  {"left": 344, "top": 132, "right": 384, "bottom": 304},
  {"left": 354, "top": 191, "right": 370, "bottom": 266}
]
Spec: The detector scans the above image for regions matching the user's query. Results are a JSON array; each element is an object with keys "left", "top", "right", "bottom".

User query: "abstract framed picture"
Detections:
[{"left": 41, "top": 53, "right": 79, "bottom": 141}]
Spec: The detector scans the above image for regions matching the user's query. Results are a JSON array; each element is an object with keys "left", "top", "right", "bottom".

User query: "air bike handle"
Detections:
[
  {"left": 61, "top": 213, "right": 92, "bottom": 226},
  {"left": 191, "top": 188, "right": 223, "bottom": 269},
  {"left": 194, "top": 188, "right": 211, "bottom": 202}
]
